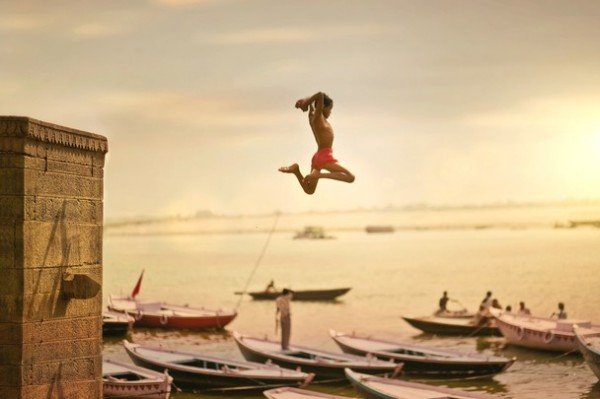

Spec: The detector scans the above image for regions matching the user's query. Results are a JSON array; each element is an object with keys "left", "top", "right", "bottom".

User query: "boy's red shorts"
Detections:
[{"left": 311, "top": 147, "right": 338, "bottom": 169}]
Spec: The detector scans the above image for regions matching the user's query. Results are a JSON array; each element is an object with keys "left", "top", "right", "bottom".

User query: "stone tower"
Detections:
[{"left": 0, "top": 116, "right": 108, "bottom": 398}]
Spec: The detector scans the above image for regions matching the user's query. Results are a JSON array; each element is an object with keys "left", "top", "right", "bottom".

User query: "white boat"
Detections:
[
  {"left": 329, "top": 330, "right": 514, "bottom": 377},
  {"left": 575, "top": 326, "right": 600, "bottom": 380},
  {"left": 123, "top": 340, "right": 314, "bottom": 390},
  {"left": 493, "top": 310, "right": 600, "bottom": 352},
  {"left": 264, "top": 386, "right": 349, "bottom": 399},
  {"left": 233, "top": 332, "right": 402, "bottom": 380},
  {"left": 345, "top": 368, "right": 498, "bottom": 399},
  {"left": 103, "top": 358, "right": 172, "bottom": 399}
]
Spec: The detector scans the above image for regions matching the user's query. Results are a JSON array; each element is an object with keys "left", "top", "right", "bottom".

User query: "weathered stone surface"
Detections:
[
  {"left": 0, "top": 116, "right": 107, "bottom": 397},
  {"left": 0, "top": 223, "right": 16, "bottom": 268},
  {"left": 19, "top": 379, "right": 102, "bottom": 399},
  {"left": 19, "top": 222, "right": 103, "bottom": 268}
]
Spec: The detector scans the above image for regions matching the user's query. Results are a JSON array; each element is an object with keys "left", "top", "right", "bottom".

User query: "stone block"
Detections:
[
  {"left": 19, "top": 379, "right": 102, "bottom": 399},
  {"left": 19, "top": 222, "right": 102, "bottom": 268},
  {"left": 22, "top": 196, "right": 102, "bottom": 225},
  {"left": 0, "top": 223, "right": 16, "bottom": 268},
  {"left": 24, "top": 169, "right": 103, "bottom": 199},
  {"left": 0, "top": 322, "right": 22, "bottom": 346},
  {"left": 20, "top": 316, "right": 102, "bottom": 344}
]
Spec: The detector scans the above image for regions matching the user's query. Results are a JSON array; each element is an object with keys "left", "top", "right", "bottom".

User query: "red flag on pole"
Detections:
[{"left": 131, "top": 269, "right": 144, "bottom": 299}]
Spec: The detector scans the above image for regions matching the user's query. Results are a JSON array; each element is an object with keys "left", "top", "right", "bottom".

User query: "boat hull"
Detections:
[
  {"left": 575, "top": 330, "right": 600, "bottom": 380},
  {"left": 402, "top": 316, "right": 501, "bottom": 336},
  {"left": 234, "top": 333, "right": 401, "bottom": 381},
  {"left": 108, "top": 297, "right": 236, "bottom": 330},
  {"left": 124, "top": 342, "right": 313, "bottom": 391},
  {"left": 244, "top": 288, "right": 351, "bottom": 301},
  {"left": 493, "top": 312, "right": 600, "bottom": 353},
  {"left": 345, "top": 369, "right": 497, "bottom": 399},
  {"left": 330, "top": 331, "right": 513, "bottom": 377},
  {"left": 103, "top": 359, "right": 172, "bottom": 399}
]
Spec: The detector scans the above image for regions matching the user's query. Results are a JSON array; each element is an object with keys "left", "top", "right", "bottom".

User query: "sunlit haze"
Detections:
[{"left": 2, "top": 0, "right": 600, "bottom": 218}]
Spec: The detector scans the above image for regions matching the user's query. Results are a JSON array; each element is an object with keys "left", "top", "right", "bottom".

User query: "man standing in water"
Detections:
[
  {"left": 276, "top": 288, "right": 293, "bottom": 350},
  {"left": 279, "top": 92, "right": 355, "bottom": 194}
]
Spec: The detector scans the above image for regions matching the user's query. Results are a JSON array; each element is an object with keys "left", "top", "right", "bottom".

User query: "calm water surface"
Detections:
[{"left": 103, "top": 223, "right": 600, "bottom": 399}]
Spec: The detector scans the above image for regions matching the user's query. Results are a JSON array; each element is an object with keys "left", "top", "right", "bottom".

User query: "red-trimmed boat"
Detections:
[
  {"left": 108, "top": 271, "right": 237, "bottom": 330},
  {"left": 493, "top": 310, "right": 600, "bottom": 352},
  {"left": 103, "top": 358, "right": 172, "bottom": 399}
]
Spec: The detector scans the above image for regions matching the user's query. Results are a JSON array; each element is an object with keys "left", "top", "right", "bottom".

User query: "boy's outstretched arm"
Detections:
[{"left": 295, "top": 92, "right": 325, "bottom": 113}]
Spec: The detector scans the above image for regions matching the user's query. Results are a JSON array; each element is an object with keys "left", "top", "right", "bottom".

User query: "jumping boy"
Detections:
[{"left": 279, "top": 92, "right": 355, "bottom": 194}]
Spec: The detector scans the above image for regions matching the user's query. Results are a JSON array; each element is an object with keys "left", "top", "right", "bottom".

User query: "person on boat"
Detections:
[
  {"left": 491, "top": 298, "right": 502, "bottom": 310},
  {"left": 518, "top": 301, "right": 531, "bottom": 316},
  {"left": 471, "top": 304, "right": 490, "bottom": 326},
  {"left": 551, "top": 302, "right": 567, "bottom": 319},
  {"left": 435, "top": 291, "right": 450, "bottom": 315},
  {"left": 265, "top": 279, "right": 276, "bottom": 292},
  {"left": 505, "top": 305, "right": 512, "bottom": 312},
  {"left": 276, "top": 288, "right": 293, "bottom": 350},
  {"left": 279, "top": 92, "right": 355, "bottom": 194},
  {"left": 481, "top": 291, "right": 493, "bottom": 311}
]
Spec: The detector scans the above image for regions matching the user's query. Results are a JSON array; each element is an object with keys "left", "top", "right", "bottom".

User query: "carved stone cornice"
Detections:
[{"left": 0, "top": 116, "right": 108, "bottom": 153}]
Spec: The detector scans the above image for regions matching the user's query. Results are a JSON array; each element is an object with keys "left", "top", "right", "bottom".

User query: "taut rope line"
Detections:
[{"left": 235, "top": 212, "right": 280, "bottom": 311}]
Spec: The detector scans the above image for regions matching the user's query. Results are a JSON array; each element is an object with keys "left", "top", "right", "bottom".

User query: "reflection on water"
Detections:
[{"left": 103, "top": 224, "right": 600, "bottom": 399}]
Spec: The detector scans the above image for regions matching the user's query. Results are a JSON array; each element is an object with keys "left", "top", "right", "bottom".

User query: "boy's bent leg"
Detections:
[
  {"left": 320, "top": 163, "right": 355, "bottom": 183},
  {"left": 302, "top": 170, "right": 319, "bottom": 194}
]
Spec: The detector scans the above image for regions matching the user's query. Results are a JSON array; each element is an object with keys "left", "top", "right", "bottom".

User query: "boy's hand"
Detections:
[{"left": 295, "top": 99, "right": 309, "bottom": 112}]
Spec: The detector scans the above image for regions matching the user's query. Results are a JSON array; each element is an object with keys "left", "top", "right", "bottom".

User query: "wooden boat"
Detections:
[
  {"left": 123, "top": 340, "right": 314, "bottom": 391},
  {"left": 108, "top": 271, "right": 236, "bottom": 329},
  {"left": 329, "top": 330, "right": 515, "bottom": 377},
  {"left": 103, "top": 358, "right": 172, "bottom": 399},
  {"left": 233, "top": 332, "right": 402, "bottom": 381},
  {"left": 237, "top": 287, "right": 351, "bottom": 301},
  {"left": 402, "top": 315, "right": 501, "bottom": 336},
  {"left": 493, "top": 310, "right": 600, "bottom": 352},
  {"left": 264, "top": 386, "right": 348, "bottom": 399},
  {"left": 575, "top": 326, "right": 600, "bottom": 380},
  {"left": 103, "top": 310, "right": 134, "bottom": 336},
  {"left": 108, "top": 296, "right": 237, "bottom": 329},
  {"left": 345, "top": 368, "right": 499, "bottom": 399}
]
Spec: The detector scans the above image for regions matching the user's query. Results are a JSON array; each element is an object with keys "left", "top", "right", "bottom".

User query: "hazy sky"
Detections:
[{"left": 2, "top": 0, "right": 600, "bottom": 218}]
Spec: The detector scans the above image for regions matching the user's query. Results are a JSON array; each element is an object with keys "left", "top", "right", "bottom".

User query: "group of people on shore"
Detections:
[{"left": 437, "top": 290, "right": 568, "bottom": 322}]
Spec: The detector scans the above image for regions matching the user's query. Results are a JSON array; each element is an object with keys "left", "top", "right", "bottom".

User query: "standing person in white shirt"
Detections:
[{"left": 276, "top": 289, "right": 293, "bottom": 350}]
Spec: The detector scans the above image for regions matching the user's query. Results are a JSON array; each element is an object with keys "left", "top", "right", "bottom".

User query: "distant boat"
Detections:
[
  {"left": 103, "top": 358, "right": 172, "bottom": 399},
  {"left": 493, "top": 310, "right": 600, "bottom": 352},
  {"left": 236, "top": 287, "right": 351, "bottom": 301},
  {"left": 345, "top": 368, "right": 499, "bottom": 399},
  {"left": 402, "top": 315, "right": 501, "bottom": 336},
  {"left": 293, "top": 226, "right": 334, "bottom": 239},
  {"left": 103, "top": 310, "right": 134, "bottom": 336},
  {"left": 108, "top": 270, "right": 236, "bottom": 330},
  {"left": 264, "top": 387, "right": 348, "bottom": 399},
  {"left": 123, "top": 340, "right": 314, "bottom": 391},
  {"left": 233, "top": 332, "right": 402, "bottom": 380},
  {"left": 329, "top": 330, "right": 514, "bottom": 378},
  {"left": 575, "top": 326, "right": 600, "bottom": 380},
  {"left": 365, "top": 225, "right": 394, "bottom": 233}
]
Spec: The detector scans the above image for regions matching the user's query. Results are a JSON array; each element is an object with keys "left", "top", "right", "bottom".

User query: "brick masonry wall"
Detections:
[{"left": 0, "top": 116, "right": 108, "bottom": 398}]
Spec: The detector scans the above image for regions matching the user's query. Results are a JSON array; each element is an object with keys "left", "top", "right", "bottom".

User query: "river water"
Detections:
[{"left": 102, "top": 207, "right": 600, "bottom": 399}]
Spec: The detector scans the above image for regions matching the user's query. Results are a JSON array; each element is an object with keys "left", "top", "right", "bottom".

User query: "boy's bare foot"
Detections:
[{"left": 278, "top": 163, "right": 299, "bottom": 173}]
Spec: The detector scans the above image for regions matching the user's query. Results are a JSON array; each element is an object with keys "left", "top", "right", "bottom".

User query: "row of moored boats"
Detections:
[{"left": 102, "top": 277, "right": 600, "bottom": 399}]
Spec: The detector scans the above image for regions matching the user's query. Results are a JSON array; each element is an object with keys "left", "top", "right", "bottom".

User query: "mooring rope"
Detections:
[{"left": 235, "top": 212, "right": 280, "bottom": 311}]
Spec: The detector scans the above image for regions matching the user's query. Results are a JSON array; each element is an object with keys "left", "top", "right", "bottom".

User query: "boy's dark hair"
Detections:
[{"left": 323, "top": 93, "right": 333, "bottom": 108}]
